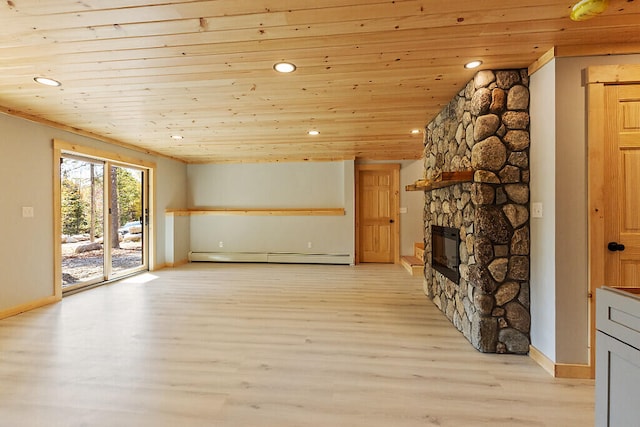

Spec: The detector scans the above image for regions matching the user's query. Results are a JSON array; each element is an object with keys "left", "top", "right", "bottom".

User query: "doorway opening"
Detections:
[{"left": 55, "top": 141, "right": 153, "bottom": 295}]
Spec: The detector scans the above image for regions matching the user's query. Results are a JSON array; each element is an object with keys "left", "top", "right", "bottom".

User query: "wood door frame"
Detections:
[
  {"left": 354, "top": 163, "right": 400, "bottom": 265},
  {"left": 586, "top": 64, "right": 640, "bottom": 377},
  {"left": 53, "top": 139, "right": 157, "bottom": 297}
]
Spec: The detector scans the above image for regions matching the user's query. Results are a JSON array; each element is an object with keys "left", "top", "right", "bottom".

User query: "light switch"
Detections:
[
  {"left": 531, "top": 202, "right": 543, "bottom": 218},
  {"left": 399, "top": 207, "right": 408, "bottom": 214},
  {"left": 22, "top": 206, "right": 34, "bottom": 218}
]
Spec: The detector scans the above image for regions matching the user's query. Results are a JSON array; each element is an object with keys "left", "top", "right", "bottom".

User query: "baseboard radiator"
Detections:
[{"left": 188, "top": 251, "right": 353, "bottom": 265}]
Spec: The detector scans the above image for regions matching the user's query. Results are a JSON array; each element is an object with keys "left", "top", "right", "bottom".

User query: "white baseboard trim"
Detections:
[{"left": 188, "top": 251, "right": 353, "bottom": 265}]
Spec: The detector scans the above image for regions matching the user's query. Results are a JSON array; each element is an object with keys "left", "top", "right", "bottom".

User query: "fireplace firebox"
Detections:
[{"left": 431, "top": 225, "right": 460, "bottom": 284}]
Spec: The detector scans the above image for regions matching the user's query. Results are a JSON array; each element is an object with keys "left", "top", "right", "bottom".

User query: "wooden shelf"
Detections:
[
  {"left": 166, "top": 208, "right": 345, "bottom": 216},
  {"left": 406, "top": 170, "right": 473, "bottom": 191}
]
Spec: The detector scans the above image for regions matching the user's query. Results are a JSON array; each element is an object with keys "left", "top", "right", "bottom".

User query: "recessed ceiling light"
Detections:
[
  {"left": 274, "top": 62, "right": 296, "bottom": 73},
  {"left": 411, "top": 129, "right": 421, "bottom": 134},
  {"left": 171, "top": 135, "right": 184, "bottom": 140},
  {"left": 34, "top": 77, "right": 61, "bottom": 87},
  {"left": 308, "top": 130, "right": 320, "bottom": 136},
  {"left": 464, "top": 60, "right": 483, "bottom": 69}
]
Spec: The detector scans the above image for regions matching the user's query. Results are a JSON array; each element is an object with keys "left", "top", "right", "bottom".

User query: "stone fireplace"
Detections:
[{"left": 423, "top": 69, "right": 531, "bottom": 354}]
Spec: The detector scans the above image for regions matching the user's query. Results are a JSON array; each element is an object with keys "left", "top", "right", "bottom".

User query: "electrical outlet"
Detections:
[
  {"left": 22, "top": 206, "right": 34, "bottom": 218},
  {"left": 218, "top": 241, "right": 224, "bottom": 248},
  {"left": 531, "top": 202, "right": 543, "bottom": 218},
  {"left": 307, "top": 242, "right": 312, "bottom": 249}
]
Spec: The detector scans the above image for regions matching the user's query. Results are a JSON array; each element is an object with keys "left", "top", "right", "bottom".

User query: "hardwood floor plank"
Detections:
[{"left": 0, "top": 263, "right": 593, "bottom": 426}]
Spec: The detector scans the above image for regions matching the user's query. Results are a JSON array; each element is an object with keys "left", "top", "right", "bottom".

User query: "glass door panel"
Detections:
[
  {"left": 110, "top": 165, "right": 146, "bottom": 277},
  {"left": 60, "top": 156, "right": 105, "bottom": 289}
]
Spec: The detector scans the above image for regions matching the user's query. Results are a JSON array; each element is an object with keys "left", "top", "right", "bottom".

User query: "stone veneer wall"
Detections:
[{"left": 423, "top": 69, "right": 531, "bottom": 354}]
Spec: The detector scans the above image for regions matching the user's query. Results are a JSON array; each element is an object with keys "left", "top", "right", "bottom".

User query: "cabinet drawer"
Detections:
[{"left": 596, "top": 287, "right": 640, "bottom": 351}]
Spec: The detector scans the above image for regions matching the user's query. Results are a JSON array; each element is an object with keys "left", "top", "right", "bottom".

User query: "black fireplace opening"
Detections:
[{"left": 431, "top": 225, "right": 461, "bottom": 284}]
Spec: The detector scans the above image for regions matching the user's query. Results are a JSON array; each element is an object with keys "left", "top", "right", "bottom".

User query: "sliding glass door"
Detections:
[{"left": 60, "top": 155, "right": 148, "bottom": 293}]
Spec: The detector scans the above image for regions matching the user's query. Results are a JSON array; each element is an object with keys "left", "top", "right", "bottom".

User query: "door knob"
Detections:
[
  {"left": 607, "top": 242, "right": 625, "bottom": 252},
  {"left": 389, "top": 219, "right": 395, "bottom": 223}
]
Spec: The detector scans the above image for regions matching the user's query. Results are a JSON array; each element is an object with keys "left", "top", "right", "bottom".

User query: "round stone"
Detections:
[
  {"left": 474, "top": 237, "right": 494, "bottom": 265},
  {"left": 474, "top": 292, "right": 494, "bottom": 315},
  {"left": 471, "top": 183, "right": 495, "bottom": 206},
  {"left": 508, "top": 151, "right": 529, "bottom": 168},
  {"left": 502, "top": 204, "right": 529, "bottom": 228},
  {"left": 476, "top": 206, "right": 511, "bottom": 245},
  {"left": 495, "top": 281, "right": 520, "bottom": 306},
  {"left": 474, "top": 70, "right": 496, "bottom": 89},
  {"left": 505, "top": 184, "right": 529, "bottom": 204},
  {"left": 474, "top": 170, "right": 500, "bottom": 184},
  {"left": 488, "top": 258, "right": 509, "bottom": 283},
  {"left": 490, "top": 88, "right": 506, "bottom": 114},
  {"left": 471, "top": 136, "right": 507, "bottom": 171},
  {"left": 474, "top": 114, "right": 500, "bottom": 142},
  {"left": 499, "top": 165, "right": 521, "bottom": 183},
  {"left": 508, "top": 256, "right": 529, "bottom": 280},
  {"left": 504, "top": 301, "right": 531, "bottom": 333},
  {"left": 471, "top": 88, "right": 492, "bottom": 116},
  {"left": 511, "top": 226, "right": 530, "bottom": 255},
  {"left": 502, "top": 112, "right": 530, "bottom": 130},
  {"left": 498, "top": 328, "right": 530, "bottom": 354},
  {"left": 496, "top": 70, "right": 521, "bottom": 89},
  {"left": 507, "top": 85, "right": 530, "bottom": 110}
]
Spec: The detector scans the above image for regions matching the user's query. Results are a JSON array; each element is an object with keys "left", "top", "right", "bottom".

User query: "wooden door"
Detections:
[
  {"left": 603, "top": 84, "right": 640, "bottom": 288},
  {"left": 356, "top": 164, "right": 399, "bottom": 263}
]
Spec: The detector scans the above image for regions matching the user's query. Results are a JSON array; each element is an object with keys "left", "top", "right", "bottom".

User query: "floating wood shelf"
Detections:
[
  {"left": 405, "top": 170, "right": 474, "bottom": 191},
  {"left": 166, "top": 208, "right": 345, "bottom": 216}
]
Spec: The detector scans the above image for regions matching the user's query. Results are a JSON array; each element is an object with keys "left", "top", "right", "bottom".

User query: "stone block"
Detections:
[
  {"left": 474, "top": 70, "right": 496, "bottom": 89},
  {"left": 474, "top": 170, "right": 500, "bottom": 184},
  {"left": 502, "top": 111, "right": 530, "bottom": 130},
  {"left": 499, "top": 165, "right": 521, "bottom": 183},
  {"left": 473, "top": 291, "right": 495, "bottom": 315},
  {"left": 475, "top": 206, "right": 511, "bottom": 244},
  {"left": 495, "top": 281, "right": 520, "bottom": 306},
  {"left": 507, "top": 85, "right": 530, "bottom": 110},
  {"left": 490, "top": 88, "right": 506, "bottom": 114},
  {"left": 488, "top": 258, "right": 509, "bottom": 282},
  {"left": 505, "top": 301, "right": 531, "bottom": 333},
  {"left": 508, "top": 256, "right": 529, "bottom": 280},
  {"left": 471, "top": 88, "right": 492, "bottom": 116},
  {"left": 508, "top": 151, "right": 529, "bottom": 168},
  {"left": 505, "top": 184, "right": 529, "bottom": 204},
  {"left": 471, "top": 183, "right": 495, "bottom": 206},
  {"left": 496, "top": 70, "right": 521, "bottom": 89},
  {"left": 472, "top": 316, "right": 498, "bottom": 353},
  {"left": 511, "top": 226, "right": 530, "bottom": 255},
  {"left": 474, "top": 114, "right": 500, "bottom": 142},
  {"left": 502, "top": 130, "right": 531, "bottom": 151},
  {"left": 498, "top": 328, "right": 530, "bottom": 354},
  {"left": 471, "top": 136, "right": 507, "bottom": 171},
  {"left": 503, "top": 204, "right": 529, "bottom": 228}
]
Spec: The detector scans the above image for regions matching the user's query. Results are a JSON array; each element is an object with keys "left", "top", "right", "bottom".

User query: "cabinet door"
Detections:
[{"left": 595, "top": 331, "right": 640, "bottom": 426}]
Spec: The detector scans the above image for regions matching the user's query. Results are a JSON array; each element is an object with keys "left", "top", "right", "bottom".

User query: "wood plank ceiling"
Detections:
[{"left": 1, "top": 0, "right": 640, "bottom": 163}]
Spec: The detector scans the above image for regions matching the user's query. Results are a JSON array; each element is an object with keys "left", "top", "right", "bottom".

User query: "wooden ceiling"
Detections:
[{"left": 1, "top": 1, "right": 640, "bottom": 163}]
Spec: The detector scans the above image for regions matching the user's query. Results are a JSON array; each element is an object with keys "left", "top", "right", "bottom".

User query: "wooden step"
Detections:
[
  {"left": 414, "top": 242, "right": 424, "bottom": 259},
  {"left": 401, "top": 255, "right": 424, "bottom": 276}
]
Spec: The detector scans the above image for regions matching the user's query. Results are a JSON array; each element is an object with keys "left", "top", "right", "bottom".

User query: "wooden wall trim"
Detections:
[
  {"left": 0, "top": 295, "right": 60, "bottom": 320},
  {"left": 585, "top": 64, "right": 640, "bottom": 84},
  {"left": 529, "top": 345, "right": 593, "bottom": 379},
  {"left": 528, "top": 47, "right": 556, "bottom": 76},
  {"left": 166, "top": 208, "right": 345, "bottom": 216}
]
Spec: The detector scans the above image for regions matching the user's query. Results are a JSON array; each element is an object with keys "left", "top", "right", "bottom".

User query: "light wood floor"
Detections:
[{"left": 0, "top": 263, "right": 593, "bottom": 426}]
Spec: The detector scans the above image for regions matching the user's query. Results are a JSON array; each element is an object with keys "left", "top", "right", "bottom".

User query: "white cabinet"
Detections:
[{"left": 595, "top": 287, "right": 640, "bottom": 426}]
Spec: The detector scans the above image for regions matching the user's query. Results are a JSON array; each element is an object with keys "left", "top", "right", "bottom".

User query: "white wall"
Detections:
[
  {"left": 530, "top": 59, "right": 557, "bottom": 361},
  {"left": 399, "top": 160, "right": 425, "bottom": 256},
  {"left": 187, "top": 161, "right": 355, "bottom": 259},
  {"left": 0, "top": 113, "right": 188, "bottom": 313},
  {"left": 530, "top": 53, "right": 640, "bottom": 364}
]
